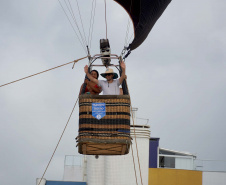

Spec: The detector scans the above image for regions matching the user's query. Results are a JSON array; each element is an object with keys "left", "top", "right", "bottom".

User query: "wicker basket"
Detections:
[{"left": 77, "top": 94, "right": 131, "bottom": 155}]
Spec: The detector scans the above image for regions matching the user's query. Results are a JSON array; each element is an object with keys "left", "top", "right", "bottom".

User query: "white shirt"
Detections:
[{"left": 98, "top": 79, "right": 120, "bottom": 95}]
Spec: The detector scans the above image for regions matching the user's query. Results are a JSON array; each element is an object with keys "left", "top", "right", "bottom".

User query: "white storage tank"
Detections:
[
  {"left": 86, "top": 125, "right": 150, "bottom": 185},
  {"left": 104, "top": 155, "right": 129, "bottom": 185},
  {"left": 104, "top": 125, "right": 150, "bottom": 185},
  {"left": 86, "top": 155, "right": 105, "bottom": 185}
]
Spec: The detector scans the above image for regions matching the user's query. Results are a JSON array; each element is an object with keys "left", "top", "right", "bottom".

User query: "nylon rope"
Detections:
[
  {"left": 104, "top": 0, "right": 108, "bottom": 39},
  {"left": 130, "top": 104, "right": 144, "bottom": 185},
  {"left": 58, "top": 0, "right": 87, "bottom": 54},
  {"left": 66, "top": 0, "right": 87, "bottom": 47},
  {"left": 123, "top": 69, "right": 144, "bottom": 185},
  {"left": 76, "top": 0, "right": 88, "bottom": 46},
  {"left": 38, "top": 96, "right": 79, "bottom": 185},
  {"left": 0, "top": 56, "right": 88, "bottom": 88},
  {"left": 131, "top": 143, "right": 139, "bottom": 185}
]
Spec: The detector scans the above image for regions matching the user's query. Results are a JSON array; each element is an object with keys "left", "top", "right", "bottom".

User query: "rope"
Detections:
[
  {"left": 38, "top": 96, "right": 79, "bottom": 185},
  {"left": 131, "top": 144, "right": 139, "bottom": 185},
  {"left": 124, "top": 75, "right": 144, "bottom": 185},
  {"left": 0, "top": 56, "right": 88, "bottom": 88},
  {"left": 130, "top": 105, "right": 144, "bottom": 185},
  {"left": 104, "top": 0, "right": 108, "bottom": 39}
]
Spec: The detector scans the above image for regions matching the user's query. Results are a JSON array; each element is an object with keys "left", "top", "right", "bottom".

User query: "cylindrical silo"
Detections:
[
  {"left": 104, "top": 155, "right": 129, "bottom": 185},
  {"left": 104, "top": 125, "right": 150, "bottom": 185},
  {"left": 86, "top": 155, "right": 105, "bottom": 185}
]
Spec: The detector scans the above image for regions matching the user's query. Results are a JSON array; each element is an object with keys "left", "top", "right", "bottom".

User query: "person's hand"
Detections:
[
  {"left": 84, "top": 65, "right": 88, "bottom": 74},
  {"left": 120, "top": 61, "right": 126, "bottom": 70}
]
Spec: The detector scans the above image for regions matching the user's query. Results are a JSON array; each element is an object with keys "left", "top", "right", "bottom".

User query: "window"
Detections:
[{"left": 159, "top": 156, "right": 175, "bottom": 168}]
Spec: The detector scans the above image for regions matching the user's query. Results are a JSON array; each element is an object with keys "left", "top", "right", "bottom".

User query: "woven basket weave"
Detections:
[{"left": 77, "top": 94, "right": 131, "bottom": 155}]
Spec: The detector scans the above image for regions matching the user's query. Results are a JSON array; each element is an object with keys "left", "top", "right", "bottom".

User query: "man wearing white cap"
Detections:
[{"left": 84, "top": 61, "right": 126, "bottom": 95}]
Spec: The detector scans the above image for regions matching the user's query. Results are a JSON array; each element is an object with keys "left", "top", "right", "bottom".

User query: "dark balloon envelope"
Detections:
[{"left": 114, "top": 0, "right": 172, "bottom": 50}]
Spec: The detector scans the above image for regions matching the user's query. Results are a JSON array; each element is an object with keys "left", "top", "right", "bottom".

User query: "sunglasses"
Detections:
[
  {"left": 101, "top": 49, "right": 110, "bottom": 52},
  {"left": 105, "top": 73, "right": 113, "bottom": 76}
]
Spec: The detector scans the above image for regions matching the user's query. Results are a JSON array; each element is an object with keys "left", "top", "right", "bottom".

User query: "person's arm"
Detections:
[
  {"left": 85, "top": 80, "right": 102, "bottom": 93},
  {"left": 119, "top": 61, "right": 126, "bottom": 85},
  {"left": 92, "top": 83, "right": 102, "bottom": 93},
  {"left": 84, "top": 65, "right": 99, "bottom": 85}
]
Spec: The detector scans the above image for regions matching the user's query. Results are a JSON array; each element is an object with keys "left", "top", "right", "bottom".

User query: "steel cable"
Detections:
[
  {"left": 66, "top": 0, "right": 87, "bottom": 47},
  {"left": 124, "top": 0, "right": 133, "bottom": 47},
  {"left": 58, "top": 0, "right": 87, "bottom": 53},
  {"left": 76, "top": 0, "right": 88, "bottom": 47},
  {"left": 88, "top": 0, "right": 97, "bottom": 49},
  {"left": 122, "top": 68, "right": 144, "bottom": 185}
]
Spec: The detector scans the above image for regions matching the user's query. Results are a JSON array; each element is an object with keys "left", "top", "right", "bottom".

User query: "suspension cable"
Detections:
[
  {"left": 38, "top": 96, "right": 79, "bottom": 185},
  {"left": 88, "top": 0, "right": 97, "bottom": 50},
  {"left": 76, "top": 0, "right": 88, "bottom": 46},
  {"left": 89, "top": 0, "right": 97, "bottom": 49},
  {"left": 0, "top": 56, "right": 88, "bottom": 88},
  {"left": 124, "top": 18, "right": 131, "bottom": 47},
  {"left": 88, "top": 0, "right": 95, "bottom": 46},
  {"left": 104, "top": 0, "right": 108, "bottom": 39},
  {"left": 124, "top": 0, "right": 133, "bottom": 47},
  {"left": 58, "top": 0, "right": 87, "bottom": 54},
  {"left": 65, "top": 0, "right": 87, "bottom": 47},
  {"left": 127, "top": 32, "right": 135, "bottom": 47}
]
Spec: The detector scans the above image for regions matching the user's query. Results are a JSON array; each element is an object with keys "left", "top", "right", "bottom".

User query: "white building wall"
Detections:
[
  {"left": 86, "top": 155, "right": 105, "bottom": 185},
  {"left": 86, "top": 125, "right": 150, "bottom": 185},
  {"left": 63, "top": 155, "right": 84, "bottom": 181},
  {"left": 104, "top": 136, "right": 150, "bottom": 185},
  {"left": 203, "top": 171, "right": 226, "bottom": 185},
  {"left": 63, "top": 166, "right": 83, "bottom": 181}
]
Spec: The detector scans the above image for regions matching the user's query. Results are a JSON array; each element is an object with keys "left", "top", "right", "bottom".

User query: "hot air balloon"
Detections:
[{"left": 76, "top": 0, "right": 172, "bottom": 155}]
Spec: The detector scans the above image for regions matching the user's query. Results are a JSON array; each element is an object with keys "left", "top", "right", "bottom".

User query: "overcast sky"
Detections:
[{"left": 0, "top": 0, "right": 226, "bottom": 184}]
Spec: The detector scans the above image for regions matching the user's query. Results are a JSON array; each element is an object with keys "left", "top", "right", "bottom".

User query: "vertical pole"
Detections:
[
  {"left": 104, "top": 0, "right": 107, "bottom": 39},
  {"left": 119, "top": 56, "right": 128, "bottom": 95}
]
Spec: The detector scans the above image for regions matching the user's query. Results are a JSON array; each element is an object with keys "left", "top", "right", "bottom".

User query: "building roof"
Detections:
[{"left": 159, "top": 148, "right": 196, "bottom": 158}]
